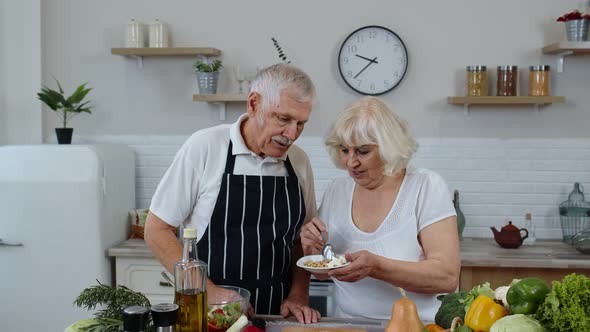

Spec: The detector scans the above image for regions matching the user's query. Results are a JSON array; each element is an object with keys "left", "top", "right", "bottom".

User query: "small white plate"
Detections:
[{"left": 296, "top": 254, "right": 350, "bottom": 274}]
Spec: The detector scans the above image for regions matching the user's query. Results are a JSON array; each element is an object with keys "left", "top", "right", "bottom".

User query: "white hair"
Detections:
[
  {"left": 325, "top": 97, "right": 417, "bottom": 176},
  {"left": 250, "top": 63, "right": 315, "bottom": 111}
]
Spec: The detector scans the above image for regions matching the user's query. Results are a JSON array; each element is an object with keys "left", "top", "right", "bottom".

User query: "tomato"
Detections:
[{"left": 208, "top": 321, "right": 226, "bottom": 332}]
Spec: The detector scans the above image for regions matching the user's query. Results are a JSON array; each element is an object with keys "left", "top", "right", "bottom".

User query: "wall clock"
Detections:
[{"left": 337, "top": 25, "right": 408, "bottom": 95}]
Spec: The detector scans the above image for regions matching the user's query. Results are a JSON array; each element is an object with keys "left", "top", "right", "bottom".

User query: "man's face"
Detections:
[{"left": 248, "top": 91, "right": 312, "bottom": 158}]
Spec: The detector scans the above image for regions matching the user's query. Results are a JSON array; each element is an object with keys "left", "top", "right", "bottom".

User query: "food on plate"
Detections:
[
  {"left": 303, "top": 255, "right": 348, "bottom": 268},
  {"left": 303, "top": 259, "right": 330, "bottom": 268},
  {"left": 208, "top": 302, "right": 243, "bottom": 332}
]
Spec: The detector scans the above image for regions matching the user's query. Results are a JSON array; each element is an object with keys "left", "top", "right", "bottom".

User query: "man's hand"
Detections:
[{"left": 280, "top": 294, "right": 321, "bottom": 324}]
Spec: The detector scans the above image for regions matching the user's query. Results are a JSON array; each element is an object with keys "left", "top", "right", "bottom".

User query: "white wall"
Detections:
[
  {"left": 79, "top": 134, "right": 590, "bottom": 240},
  {"left": 0, "top": 0, "right": 42, "bottom": 144},
  {"left": 34, "top": 0, "right": 590, "bottom": 141}
]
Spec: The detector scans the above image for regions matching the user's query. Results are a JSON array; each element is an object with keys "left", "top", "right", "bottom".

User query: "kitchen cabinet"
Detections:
[
  {"left": 108, "top": 239, "right": 174, "bottom": 304},
  {"left": 459, "top": 238, "right": 590, "bottom": 291}
]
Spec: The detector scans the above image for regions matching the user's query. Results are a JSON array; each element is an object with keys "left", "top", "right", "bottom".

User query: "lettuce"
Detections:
[
  {"left": 460, "top": 282, "right": 495, "bottom": 312},
  {"left": 535, "top": 273, "right": 590, "bottom": 332}
]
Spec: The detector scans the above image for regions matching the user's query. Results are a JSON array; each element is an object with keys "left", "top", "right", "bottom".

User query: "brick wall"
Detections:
[{"left": 81, "top": 135, "right": 590, "bottom": 240}]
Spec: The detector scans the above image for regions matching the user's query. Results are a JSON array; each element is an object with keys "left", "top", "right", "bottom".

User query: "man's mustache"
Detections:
[{"left": 272, "top": 135, "right": 293, "bottom": 146}]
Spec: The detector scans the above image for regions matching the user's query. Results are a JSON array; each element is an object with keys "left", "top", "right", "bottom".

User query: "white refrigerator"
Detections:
[{"left": 0, "top": 144, "right": 135, "bottom": 332}]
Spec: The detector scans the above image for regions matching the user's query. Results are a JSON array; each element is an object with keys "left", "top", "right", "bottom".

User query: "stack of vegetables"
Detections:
[{"left": 429, "top": 273, "right": 590, "bottom": 332}]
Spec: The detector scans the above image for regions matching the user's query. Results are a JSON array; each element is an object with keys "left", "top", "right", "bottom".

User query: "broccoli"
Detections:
[{"left": 434, "top": 291, "right": 467, "bottom": 329}]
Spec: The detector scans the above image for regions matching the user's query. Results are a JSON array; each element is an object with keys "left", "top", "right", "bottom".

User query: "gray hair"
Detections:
[
  {"left": 325, "top": 96, "right": 417, "bottom": 176},
  {"left": 250, "top": 63, "right": 316, "bottom": 110}
]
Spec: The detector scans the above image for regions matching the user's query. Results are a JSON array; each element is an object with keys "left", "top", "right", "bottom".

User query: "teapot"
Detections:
[{"left": 491, "top": 221, "right": 529, "bottom": 249}]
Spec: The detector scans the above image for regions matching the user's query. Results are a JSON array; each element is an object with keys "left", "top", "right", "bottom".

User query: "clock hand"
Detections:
[
  {"left": 355, "top": 54, "right": 379, "bottom": 64},
  {"left": 353, "top": 57, "right": 378, "bottom": 79}
]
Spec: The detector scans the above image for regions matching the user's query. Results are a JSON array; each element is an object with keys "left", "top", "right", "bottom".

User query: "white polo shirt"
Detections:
[{"left": 150, "top": 114, "right": 317, "bottom": 241}]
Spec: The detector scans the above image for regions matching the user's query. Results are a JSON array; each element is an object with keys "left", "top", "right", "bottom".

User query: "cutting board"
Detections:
[{"left": 282, "top": 327, "right": 367, "bottom": 332}]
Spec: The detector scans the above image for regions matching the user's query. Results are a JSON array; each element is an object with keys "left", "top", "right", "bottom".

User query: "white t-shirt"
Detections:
[
  {"left": 319, "top": 167, "right": 455, "bottom": 322},
  {"left": 150, "top": 114, "right": 317, "bottom": 241}
]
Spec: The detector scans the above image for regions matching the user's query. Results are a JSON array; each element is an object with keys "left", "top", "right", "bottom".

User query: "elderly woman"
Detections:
[{"left": 300, "top": 97, "right": 460, "bottom": 322}]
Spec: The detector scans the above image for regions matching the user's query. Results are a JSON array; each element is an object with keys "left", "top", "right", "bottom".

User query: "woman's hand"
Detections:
[
  {"left": 300, "top": 217, "right": 327, "bottom": 256},
  {"left": 328, "top": 250, "right": 377, "bottom": 282}
]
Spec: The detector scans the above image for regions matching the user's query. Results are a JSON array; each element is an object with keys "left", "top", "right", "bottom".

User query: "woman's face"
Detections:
[{"left": 338, "top": 144, "right": 387, "bottom": 189}]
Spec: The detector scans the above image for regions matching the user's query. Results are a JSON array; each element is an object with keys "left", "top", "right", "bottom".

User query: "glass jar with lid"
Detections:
[
  {"left": 466, "top": 65, "right": 487, "bottom": 96},
  {"left": 529, "top": 65, "right": 550, "bottom": 96},
  {"left": 496, "top": 65, "right": 518, "bottom": 96}
]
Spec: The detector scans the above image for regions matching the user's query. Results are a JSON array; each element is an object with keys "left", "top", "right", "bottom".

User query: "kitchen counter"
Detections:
[
  {"left": 109, "top": 238, "right": 589, "bottom": 267},
  {"left": 460, "top": 237, "right": 590, "bottom": 269},
  {"left": 258, "top": 315, "right": 388, "bottom": 332},
  {"left": 108, "top": 238, "right": 589, "bottom": 291}
]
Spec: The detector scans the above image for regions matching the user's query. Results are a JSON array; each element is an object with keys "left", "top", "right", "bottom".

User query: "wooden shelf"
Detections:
[
  {"left": 111, "top": 47, "right": 221, "bottom": 68},
  {"left": 448, "top": 96, "right": 565, "bottom": 115},
  {"left": 542, "top": 41, "right": 590, "bottom": 55},
  {"left": 192, "top": 94, "right": 248, "bottom": 102},
  {"left": 541, "top": 41, "right": 590, "bottom": 72},
  {"left": 111, "top": 47, "right": 221, "bottom": 56},
  {"left": 448, "top": 96, "right": 565, "bottom": 105},
  {"left": 193, "top": 94, "right": 248, "bottom": 120}
]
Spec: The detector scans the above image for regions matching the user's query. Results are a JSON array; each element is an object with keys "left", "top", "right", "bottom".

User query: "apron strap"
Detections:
[{"left": 224, "top": 141, "right": 236, "bottom": 174}]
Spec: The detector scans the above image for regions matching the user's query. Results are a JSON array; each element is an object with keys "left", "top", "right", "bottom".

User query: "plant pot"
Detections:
[
  {"left": 565, "top": 19, "right": 589, "bottom": 41},
  {"left": 196, "top": 71, "right": 219, "bottom": 94},
  {"left": 55, "top": 128, "right": 73, "bottom": 144}
]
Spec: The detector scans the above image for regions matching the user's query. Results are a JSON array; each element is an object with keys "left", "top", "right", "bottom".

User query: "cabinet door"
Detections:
[{"left": 116, "top": 257, "right": 174, "bottom": 304}]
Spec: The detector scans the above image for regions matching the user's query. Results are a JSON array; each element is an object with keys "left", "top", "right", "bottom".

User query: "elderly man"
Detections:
[{"left": 145, "top": 63, "right": 320, "bottom": 323}]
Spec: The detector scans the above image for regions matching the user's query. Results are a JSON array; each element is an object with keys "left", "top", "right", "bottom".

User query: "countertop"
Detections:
[{"left": 108, "top": 237, "right": 590, "bottom": 269}]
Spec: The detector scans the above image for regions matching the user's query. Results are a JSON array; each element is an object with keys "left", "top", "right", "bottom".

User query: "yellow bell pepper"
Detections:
[{"left": 464, "top": 295, "right": 507, "bottom": 331}]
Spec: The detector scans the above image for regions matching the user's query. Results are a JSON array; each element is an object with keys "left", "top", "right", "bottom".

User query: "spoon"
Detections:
[
  {"left": 161, "top": 271, "right": 175, "bottom": 288},
  {"left": 320, "top": 231, "right": 335, "bottom": 260}
]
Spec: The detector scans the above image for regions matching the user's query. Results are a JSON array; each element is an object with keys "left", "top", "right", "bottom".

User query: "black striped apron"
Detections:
[{"left": 197, "top": 141, "right": 306, "bottom": 314}]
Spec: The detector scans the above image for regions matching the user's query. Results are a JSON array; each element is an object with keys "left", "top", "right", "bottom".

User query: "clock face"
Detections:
[{"left": 338, "top": 25, "right": 408, "bottom": 95}]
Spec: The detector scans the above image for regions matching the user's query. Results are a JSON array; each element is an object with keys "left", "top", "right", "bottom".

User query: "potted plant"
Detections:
[
  {"left": 37, "top": 78, "right": 93, "bottom": 144},
  {"left": 556, "top": 10, "right": 590, "bottom": 41},
  {"left": 193, "top": 59, "right": 223, "bottom": 94}
]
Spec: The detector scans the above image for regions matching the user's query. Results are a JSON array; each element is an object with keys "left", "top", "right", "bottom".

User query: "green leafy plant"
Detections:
[
  {"left": 73, "top": 280, "right": 152, "bottom": 332},
  {"left": 37, "top": 78, "right": 93, "bottom": 128},
  {"left": 193, "top": 59, "right": 223, "bottom": 72},
  {"left": 271, "top": 37, "right": 291, "bottom": 63}
]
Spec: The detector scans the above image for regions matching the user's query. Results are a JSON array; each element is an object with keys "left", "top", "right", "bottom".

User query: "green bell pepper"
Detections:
[{"left": 506, "top": 277, "right": 550, "bottom": 315}]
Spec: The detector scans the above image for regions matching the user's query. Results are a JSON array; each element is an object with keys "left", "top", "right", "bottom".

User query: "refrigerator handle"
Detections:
[{"left": 0, "top": 238, "right": 23, "bottom": 247}]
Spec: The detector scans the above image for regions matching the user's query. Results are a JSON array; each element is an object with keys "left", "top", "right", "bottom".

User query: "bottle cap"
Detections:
[
  {"left": 183, "top": 228, "right": 197, "bottom": 239},
  {"left": 525, "top": 212, "right": 532, "bottom": 220},
  {"left": 122, "top": 306, "right": 149, "bottom": 332},
  {"left": 151, "top": 303, "right": 179, "bottom": 327}
]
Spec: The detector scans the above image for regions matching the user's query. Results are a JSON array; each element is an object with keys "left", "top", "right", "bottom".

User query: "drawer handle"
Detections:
[
  {"left": 159, "top": 281, "right": 174, "bottom": 287},
  {"left": 0, "top": 238, "right": 24, "bottom": 247}
]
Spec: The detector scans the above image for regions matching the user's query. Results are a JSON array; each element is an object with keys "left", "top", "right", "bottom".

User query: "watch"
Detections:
[{"left": 337, "top": 25, "right": 408, "bottom": 95}]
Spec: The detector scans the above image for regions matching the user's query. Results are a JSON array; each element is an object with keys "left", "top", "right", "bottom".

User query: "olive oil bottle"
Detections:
[{"left": 174, "top": 228, "right": 208, "bottom": 332}]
